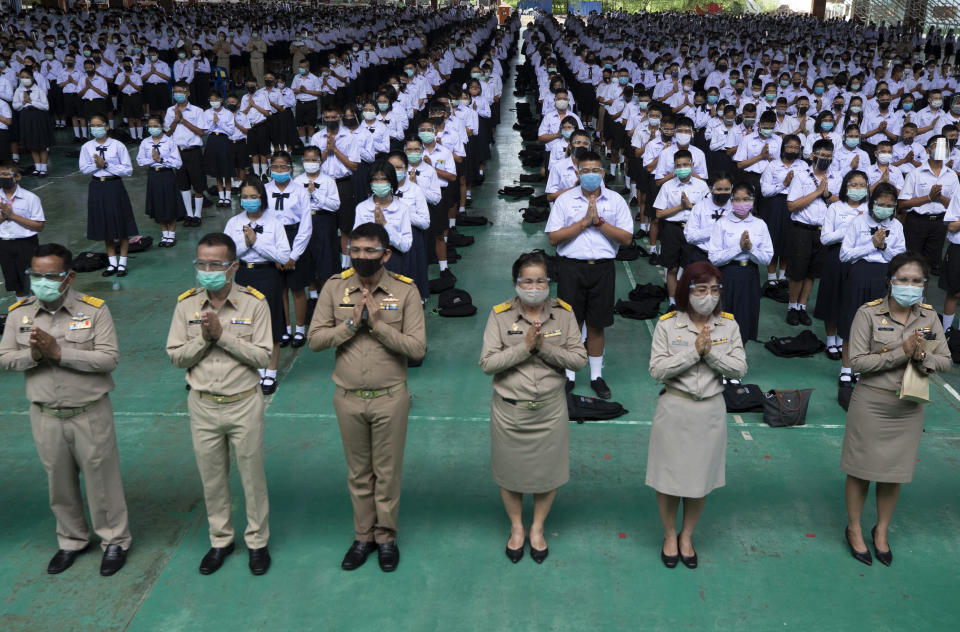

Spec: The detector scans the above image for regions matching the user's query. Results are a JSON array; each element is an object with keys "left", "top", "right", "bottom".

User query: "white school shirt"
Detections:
[
  {"left": 293, "top": 172, "right": 340, "bottom": 214},
  {"left": 353, "top": 196, "right": 414, "bottom": 253},
  {"left": 544, "top": 185, "right": 633, "bottom": 260},
  {"left": 135, "top": 135, "right": 182, "bottom": 169},
  {"left": 0, "top": 185, "right": 44, "bottom": 239},
  {"left": 707, "top": 212, "right": 774, "bottom": 266},
  {"left": 839, "top": 214, "right": 906, "bottom": 263},
  {"left": 224, "top": 211, "right": 291, "bottom": 264},
  {"left": 264, "top": 180, "right": 312, "bottom": 262},
  {"left": 79, "top": 138, "right": 133, "bottom": 178}
]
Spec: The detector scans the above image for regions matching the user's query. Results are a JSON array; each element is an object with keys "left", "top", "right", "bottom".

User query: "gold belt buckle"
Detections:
[
  {"left": 215, "top": 395, "right": 226, "bottom": 404},
  {"left": 739, "top": 260, "right": 748, "bottom": 267},
  {"left": 526, "top": 401, "right": 542, "bottom": 410},
  {"left": 99, "top": 177, "right": 106, "bottom": 182},
  {"left": 359, "top": 389, "right": 376, "bottom": 399},
  {"left": 245, "top": 262, "right": 254, "bottom": 269}
]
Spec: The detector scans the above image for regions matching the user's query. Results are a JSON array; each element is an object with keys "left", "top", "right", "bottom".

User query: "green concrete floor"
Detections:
[{"left": 2, "top": 55, "right": 960, "bottom": 632}]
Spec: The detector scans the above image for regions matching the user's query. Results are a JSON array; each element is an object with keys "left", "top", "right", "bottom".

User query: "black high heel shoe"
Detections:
[
  {"left": 529, "top": 545, "right": 548, "bottom": 564},
  {"left": 871, "top": 526, "right": 893, "bottom": 567},
  {"left": 661, "top": 536, "right": 679, "bottom": 569},
  {"left": 679, "top": 540, "right": 698, "bottom": 569},
  {"left": 845, "top": 527, "right": 872, "bottom": 566},
  {"left": 505, "top": 539, "right": 524, "bottom": 564}
]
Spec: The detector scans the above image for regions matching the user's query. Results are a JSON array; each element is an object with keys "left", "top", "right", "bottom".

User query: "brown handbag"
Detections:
[{"left": 762, "top": 389, "right": 814, "bottom": 427}]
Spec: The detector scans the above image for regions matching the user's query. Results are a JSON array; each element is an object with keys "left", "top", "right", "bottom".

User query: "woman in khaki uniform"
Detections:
[
  {"left": 842, "top": 252, "right": 952, "bottom": 567},
  {"left": 479, "top": 252, "right": 587, "bottom": 565},
  {"left": 647, "top": 261, "right": 747, "bottom": 570}
]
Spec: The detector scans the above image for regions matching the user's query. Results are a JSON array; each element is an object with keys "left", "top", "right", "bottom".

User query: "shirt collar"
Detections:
[
  {"left": 201, "top": 282, "right": 242, "bottom": 310},
  {"left": 1, "top": 185, "right": 23, "bottom": 202}
]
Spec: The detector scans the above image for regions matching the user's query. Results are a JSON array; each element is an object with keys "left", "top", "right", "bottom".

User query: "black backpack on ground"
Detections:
[
  {"left": 761, "top": 280, "right": 790, "bottom": 303},
  {"left": 567, "top": 393, "right": 628, "bottom": 423},
  {"left": 127, "top": 235, "right": 153, "bottom": 253},
  {"left": 436, "top": 289, "right": 477, "bottom": 317},
  {"left": 764, "top": 330, "right": 826, "bottom": 358},
  {"left": 456, "top": 213, "right": 489, "bottom": 227},
  {"left": 614, "top": 298, "right": 662, "bottom": 320},
  {"left": 71, "top": 251, "right": 108, "bottom": 272},
  {"left": 522, "top": 207, "right": 549, "bottom": 223},
  {"left": 629, "top": 283, "right": 667, "bottom": 301},
  {"left": 616, "top": 241, "right": 647, "bottom": 261},
  {"left": 723, "top": 383, "right": 765, "bottom": 413}
]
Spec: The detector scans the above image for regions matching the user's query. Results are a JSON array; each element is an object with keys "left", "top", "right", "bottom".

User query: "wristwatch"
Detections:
[{"left": 345, "top": 318, "right": 357, "bottom": 332}]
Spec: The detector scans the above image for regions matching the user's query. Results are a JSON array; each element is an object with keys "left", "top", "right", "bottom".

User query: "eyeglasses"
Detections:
[
  {"left": 193, "top": 259, "right": 235, "bottom": 271},
  {"left": 516, "top": 277, "right": 550, "bottom": 288},
  {"left": 579, "top": 167, "right": 604, "bottom": 174},
  {"left": 348, "top": 246, "right": 384, "bottom": 256},
  {"left": 890, "top": 276, "right": 926, "bottom": 286},
  {"left": 689, "top": 284, "right": 722, "bottom": 296},
  {"left": 25, "top": 270, "right": 67, "bottom": 281}
]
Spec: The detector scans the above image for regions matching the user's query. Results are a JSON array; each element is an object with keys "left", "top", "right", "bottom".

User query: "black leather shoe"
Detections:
[
  {"left": 102, "top": 266, "right": 117, "bottom": 277},
  {"left": 798, "top": 309, "right": 812, "bottom": 326},
  {"left": 871, "top": 526, "right": 893, "bottom": 567},
  {"left": 825, "top": 345, "right": 842, "bottom": 361},
  {"left": 845, "top": 527, "right": 872, "bottom": 566},
  {"left": 260, "top": 376, "right": 277, "bottom": 395},
  {"left": 248, "top": 546, "right": 270, "bottom": 575},
  {"left": 786, "top": 308, "right": 800, "bottom": 326},
  {"left": 290, "top": 332, "right": 306, "bottom": 348},
  {"left": 530, "top": 545, "right": 548, "bottom": 564},
  {"left": 100, "top": 544, "right": 127, "bottom": 576},
  {"left": 505, "top": 542, "right": 524, "bottom": 563},
  {"left": 680, "top": 546, "right": 698, "bottom": 569},
  {"left": 591, "top": 377, "right": 611, "bottom": 399},
  {"left": 116, "top": 266, "right": 128, "bottom": 278},
  {"left": 661, "top": 538, "right": 679, "bottom": 569},
  {"left": 378, "top": 541, "right": 400, "bottom": 572},
  {"left": 199, "top": 542, "right": 235, "bottom": 575},
  {"left": 47, "top": 544, "right": 89, "bottom": 574},
  {"left": 279, "top": 333, "right": 291, "bottom": 347},
  {"left": 341, "top": 540, "right": 377, "bottom": 570}
]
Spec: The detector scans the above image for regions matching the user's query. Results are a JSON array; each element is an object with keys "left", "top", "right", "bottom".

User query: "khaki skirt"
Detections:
[
  {"left": 841, "top": 385, "right": 925, "bottom": 483},
  {"left": 490, "top": 391, "right": 569, "bottom": 494},
  {"left": 646, "top": 391, "right": 726, "bottom": 498}
]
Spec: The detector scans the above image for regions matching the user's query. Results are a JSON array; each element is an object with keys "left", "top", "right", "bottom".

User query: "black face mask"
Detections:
[
  {"left": 246, "top": 85, "right": 256, "bottom": 94},
  {"left": 717, "top": 64, "right": 727, "bottom": 72},
  {"left": 783, "top": 150, "right": 801, "bottom": 161},
  {"left": 226, "top": 103, "right": 238, "bottom": 112},
  {"left": 572, "top": 146, "right": 588, "bottom": 162},
  {"left": 325, "top": 120, "right": 339, "bottom": 132},
  {"left": 264, "top": 79, "right": 274, "bottom": 88},
  {"left": 343, "top": 117, "right": 358, "bottom": 129},
  {"left": 123, "top": 66, "right": 132, "bottom": 72},
  {"left": 351, "top": 256, "right": 383, "bottom": 278},
  {"left": 792, "top": 81, "right": 801, "bottom": 88},
  {"left": 0, "top": 176, "right": 15, "bottom": 190},
  {"left": 86, "top": 70, "right": 95, "bottom": 76},
  {"left": 797, "top": 106, "right": 809, "bottom": 115},
  {"left": 712, "top": 192, "right": 730, "bottom": 206},
  {"left": 735, "top": 87, "right": 744, "bottom": 94},
  {"left": 814, "top": 157, "right": 832, "bottom": 171},
  {"left": 879, "top": 101, "right": 890, "bottom": 109}
]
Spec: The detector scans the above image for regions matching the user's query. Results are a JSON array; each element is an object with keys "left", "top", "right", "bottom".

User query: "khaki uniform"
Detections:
[
  {"left": 479, "top": 297, "right": 587, "bottom": 493},
  {"left": 842, "top": 298, "right": 952, "bottom": 483},
  {"left": 166, "top": 283, "right": 274, "bottom": 548},
  {"left": 246, "top": 38, "right": 267, "bottom": 86},
  {"left": 308, "top": 268, "right": 426, "bottom": 544},
  {"left": 646, "top": 310, "right": 747, "bottom": 497},
  {"left": 0, "top": 289, "right": 131, "bottom": 552},
  {"left": 212, "top": 40, "right": 232, "bottom": 74}
]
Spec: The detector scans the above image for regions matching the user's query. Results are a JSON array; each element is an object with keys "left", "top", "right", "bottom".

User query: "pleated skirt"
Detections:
[
  {"left": 144, "top": 169, "right": 185, "bottom": 222},
  {"left": 86, "top": 178, "right": 139, "bottom": 241}
]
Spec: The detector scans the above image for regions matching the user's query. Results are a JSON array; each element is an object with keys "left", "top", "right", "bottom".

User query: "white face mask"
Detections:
[
  {"left": 515, "top": 286, "right": 549, "bottom": 306},
  {"left": 876, "top": 152, "right": 893, "bottom": 164},
  {"left": 689, "top": 294, "right": 720, "bottom": 315},
  {"left": 303, "top": 161, "right": 321, "bottom": 173}
]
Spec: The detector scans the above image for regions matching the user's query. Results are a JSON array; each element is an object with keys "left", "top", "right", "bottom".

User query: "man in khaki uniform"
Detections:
[
  {"left": 212, "top": 33, "right": 232, "bottom": 75},
  {"left": 246, "top": 32, "right": 267, "bottom": 87},
  {"left": 308, "top": 223, "right": 426, "bottom": 573},
  {"left": 166, "top": 233, "right": 274, "bottom": 576},
  {"left": 0, "top": 243, "right": 132, "bottom": 577}
]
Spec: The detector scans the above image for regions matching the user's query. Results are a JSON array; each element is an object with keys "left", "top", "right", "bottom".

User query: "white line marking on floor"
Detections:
[
  {"left": 933, "top": 374, "right": 960, "bottom": 404},
  {"left": 733, "top": 414, "right": 744, "bottom": 425},
  {"left": 741, "top": 431, "right": 753, "bottom": 441}
]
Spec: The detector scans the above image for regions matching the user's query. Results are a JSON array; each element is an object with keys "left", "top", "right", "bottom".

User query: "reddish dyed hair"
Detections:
[{"left": 675, "top": 261, "right": 723, "bottom": 316}]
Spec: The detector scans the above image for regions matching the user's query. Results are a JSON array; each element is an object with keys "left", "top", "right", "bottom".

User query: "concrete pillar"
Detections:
[{"left": 811, "top": 0, "right": 826, "bottom": 20}]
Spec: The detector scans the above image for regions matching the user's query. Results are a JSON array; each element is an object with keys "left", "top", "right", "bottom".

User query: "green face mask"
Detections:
[
  {"left": 675, "top": 167, "right": 692, "bottom": 179},
  {"left": 31, "top": 277, "right": 66, "bottom": 303},
  {"left": 371, "top": 182, "right": 392, "bottom": 197},
  {"left": 196, "top": 270, "right": 228, "bottom": 291}
]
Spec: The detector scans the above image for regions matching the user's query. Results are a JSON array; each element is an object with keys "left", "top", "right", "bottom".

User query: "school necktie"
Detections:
[
  {"left": 250, "top": 224, "right": 264, "bottom": 234},
  {"left": 96, "top": 146, "right": 107, "bottom": 162},
  {"left": 272, "top": 192, "right": 290, "bottom": 210},
  {"left": 711, "top": 209, "right": 725, "bottom": 221},
  {"left": 869, "top": 226, "right": 890, "bottom": 237}
]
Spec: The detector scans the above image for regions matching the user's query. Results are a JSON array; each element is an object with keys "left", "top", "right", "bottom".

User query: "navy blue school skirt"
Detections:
[
  {"left": 235, "top": 263, "right": 285, "bottom": 344},
  {"left": 720, "top": 261, "right": 761, "bottom": 342},
  {"left": 838, "top": 260, "right": 887, "bottom": 340},
  {"left": 86, "top": 177, "right": 138, "bottom": 241},
  {"left": 308, "top": 210, "right": 340, "bottom": 284},
  {"left": 281, "top": 223, "right": 313, "bottom": 290},
  {"left": 144, "top": 167, "right": 185, "bottom": 222}
]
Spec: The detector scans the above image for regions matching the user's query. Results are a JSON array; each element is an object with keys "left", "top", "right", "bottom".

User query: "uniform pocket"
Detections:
[{"left": 64, "top": 327, "right": 95, "bottom": 349}]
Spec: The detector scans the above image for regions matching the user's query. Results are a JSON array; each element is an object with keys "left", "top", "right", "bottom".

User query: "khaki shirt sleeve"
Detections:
[
  {"left": 849, "top": 307, "right": 909, "bottom": 376},
  {"left": 479, "top": 308, "right": 531, "bottom": 375},
  {"left": 536, "top": 307, "right": 588, "bottom": 372},
  {"left": 369, "top": 284, "right": 426, "bottom": 360},
  {"left": 166, "top": 298, "right": 212, "bottom": 369},
  {"left": 649, "top": 318, "right": 700, "bottom": 382},
  {"left": 307, "top": 279, "right": 356, "bottom": 351},
  {"left": 58, "top": 303, "right": 119, "bottom": 373},
  {"left": 918, "top": 317, "right": 952, "bottom": 374},
  {"left": 703, "top": 319, "right": 747, "bottom": 379},
  {"left": 0, "top": 308, "right": 38, "bottom": 371},
  {"left": 216, "top": 297, "right": 273, "bottom": 368}
]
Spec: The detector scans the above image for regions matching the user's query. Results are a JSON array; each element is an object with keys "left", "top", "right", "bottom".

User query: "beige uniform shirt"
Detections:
[
  {"left": 479, "top": 297, "right": 587, "bottom": 401},
  {"left": 848, "top": 297, "right": 952, "bottom": 391},
  {"left": 246, "top": 38, "right": 267, "bottom": 60},
  {"left": 308, "top": 268, "right": 426, "bottom": 390},
  {"left": 165, "top": 283, "right": 273, "bottom": 396},
  {"left": 649, "top": 310, "right": 747, "bottom": 399},
  {"left": 0, "top": 289, "right": 118, "bottom": 408}
]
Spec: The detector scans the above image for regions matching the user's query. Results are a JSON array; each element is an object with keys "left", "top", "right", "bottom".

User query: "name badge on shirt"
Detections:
[
  {"left": 68, "top": 319, "right": 92, "bottom": 331},
  {"left": 877, "top": 326, "right": 895, "bottom": 331},
  {"left": 672, "top": 337, "right": 689, "bottom": 346},
  {"left": 230, "top": 317, "right": 252, "bottom": 325},
  {"left": 189, "top": 311, "right": 202, "bottom": 325}
]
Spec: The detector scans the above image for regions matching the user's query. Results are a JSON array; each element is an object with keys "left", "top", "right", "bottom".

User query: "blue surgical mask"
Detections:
[
  {"left": 271, "top": 172, "right": 291, "bottom": 183},
  {"left": 847, "top": 187, "right": 867, "bottom": 201},
  {"left": 371, "top": 182, "right": 392, "bottom": 197},
  {"left": 580, "top": 172, "right": 602, "bottom": 192},
  {"left": 31, "top": 277, "right": 66, "bottom": 303},
  {"left": 148, "top": 127, "right": 163, "bottom": 137},
  {"left": 821, "top": 121, "right": 834, "bottom": 131},
  {"left": 173, "top": 92, "right": 187, "bottom": 103},
  {"left": 90, "top": 126, "right": 107, "bottom": 139},
  {"left": 891, "top": 284, "right": 924, "bottom": 307},
  {"left": 675, "top": 167, "right": 692, "bottom": 179},
  {"left": 845, "top": 137, "right": 860, "bottom": 148},
  {"left": 707, "top": 94, "right": 719, "bottom": 103},
  {"left": 872, "top": 204, "right": 895, "bottom": 220},
  {"left": 396, "top": 170, "right": 406, "bottom": 183},
  {"left": 241, "top": 198, "right": 261, "bottom": 212},
  {"left": 418, "top": 131, "right": 435, "bottom": 144},
  {"left": 903, "top": 102, "right": 914, "bottom": 111}
]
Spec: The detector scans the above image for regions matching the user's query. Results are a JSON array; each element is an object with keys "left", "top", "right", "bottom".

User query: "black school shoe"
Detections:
[{"left": 590, "top": 377, "right": 611, "bottom": 399}]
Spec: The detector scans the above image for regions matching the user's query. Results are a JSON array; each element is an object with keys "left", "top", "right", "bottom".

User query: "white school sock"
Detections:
[
  {"left": 295, "top": 325, "right": 305, "bottom": 335},
  {"left": 258, "top": 368, "right": 267, "bottom": 378},
  {"left": 608, "top": 163, "right": 616, "bottom": 175},
  {"left": 74, "top": 125, "right": 81, "bottom": 137},
  {"left": 944, "top": 313, "right": 955, "bottom": 330},
  {"left": 479, "top": 168, "right": 484, "bottom": 176},
  {"left": 668, "top": 297, "right": 676, "bottom": 307},
  {"left": 839, "top": 367, "right": 852, "bottom": 381},
  {"left": 253, "top": 163, "right": 262, "bottom": 176},
  {"left": 219, "top": 190, "right": 227, "bottom": 201},
  {"left": 299, "top": 136, "right": 307, "bottom": 145},
  {"left": 439, "top": 260, "right": 448, "bottom": 271},
  {"left": 778, "top": 269, "right": 787, "bottom": 280},
  {"left": 788, "top": 302, "right": 798, "bottom": 310},
  {"left": 309, "top": 289, "right": 319, "bottom": 299},
  {"left": 588, "top": 356, "right": 603, "bottom": 381},
  {"left": 193, "top": 197, "right": 203, "bottom": 217},
  {"left": 118, "top": 256, "right": 128, "bottom": 267},
  {"left": 181, "top": 191, "right": 194, "bottom": 216},
  {"left": 768, "top": 272, "right": 777, "bottom": 282},
  {"left": 827, "top": 335, "right": 836, "bottom": 347},
  {"left": 581, "top": 322, "right": 587, "bottom": 340},
  {"left": 286, "top": 325, "right": 293, "bottom": 335},
  {"left": 565, "top": 368, "right": 576, "bottom": 382},
  {"left": 451, "top": 216, "right": 459, "bottom": 226},
  {"left": 108, "top": 255, "right": 118, "bottom": 267},
  {"left": 11, "top": 153, "right": 18, "bottom": 162},
  {"left": 161, "top": 230, "right": 170, "bottom": 241},
  {"left": 81, "top": 127, "right": 88, "bottom": 138},
  {"left": 798, "top": 303, "right": 807, "bottom": 311},
  {"left": 264, "top": 368, "right": 277, "bottom": 378}
]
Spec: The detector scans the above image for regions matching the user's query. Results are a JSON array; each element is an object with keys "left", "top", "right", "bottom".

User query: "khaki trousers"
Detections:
[
  {"left": 333, "top": 385, "right": 409, "bottom": 544},
  {"left": 29, "top": 395, "right": 132, "bottom": 551},
  {"left": 187, "top": 389, "right": 269, "bottom": 548},
  {"left": 250, "top": 57, "right": 265, "bottom": 86}
]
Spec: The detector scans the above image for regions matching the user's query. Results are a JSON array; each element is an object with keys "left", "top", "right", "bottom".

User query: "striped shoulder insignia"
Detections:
[
  {"left": 178, "top": 288, "right": 200, "bottom": 302},
  {"left": 919, "top": 302, "right": 932, "bottom": 310},
  {"left": 866, "top": 298, "right": 884, "bottom": 307},
  {"left": 556, "top": 298, "right": 572, "bottom": 311},
  {"left": 391, "top": 272, "right": 413, "bottom": 284},
  {"left": 7, "top": 296, "right": 33, "bottom": 311},
  {"left": 493, "top": 301, "right": 513, "bottom": 314},
  {"left": 340, "top": 268, "right": 355, "bottom": 279},
  {"left": 659, "top": 310, "right": 677, "bottom": 321},
  {"left": 79, "top": 295, "right": 104, "bottom": 308},
  {"left": 721, "top": 311, "right": 734, "bottom": 320},
  {"left": 245, "top": 286, "right": 265, "bottom": 300}
]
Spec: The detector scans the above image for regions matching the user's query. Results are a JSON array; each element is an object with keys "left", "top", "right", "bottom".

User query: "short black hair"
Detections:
[
  {"left": 33, "top": 243, "right": 73, "bottom": 271},
  {"left": 577, "top": 150, "right": 603, "bottom": 165},
  {"left": 887, "top": 252, "right": 929, "bottom": 281},
  {"left": 369, "top": 157, "right": 398, "bottom": 192},
  {"left": 349, "top": 222, "right": 391, "bottom": 249},
  {"left": 387, "top": 150, "right": 408, "bottom": 167},
  {"left": 197, "top": 232, "right": 237, "bottom": 261},
  {"left": 511, "top": 251, "right": 549, "bottom": 282}
]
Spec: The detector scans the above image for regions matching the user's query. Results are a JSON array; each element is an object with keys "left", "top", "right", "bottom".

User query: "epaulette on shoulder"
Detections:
[
  {"left": 178, "top": 288, "right": 200, "bottom": 302},
  {"left": 721, "top": 311, "right": 734, "bottom": 320},
  {"left": 493, "top": 301, "right": 513, "bottom": 314},
  {"left": 340, "top": 268, "right": 355, "bottom": 279},
  {"left": 866, "top": 298, "right": 884, "bottom": 307},
  {"left": 556, "top": 298, "right": 572, "bottom": 311},
  {"left": 919, "top": 302, "right": 932, "bottom": 310},
  {"left": 391, "top": 272, "right": 413, "bottom": 284},
  {"left": 244, "top": 286, "right": 265, "bottom": 300},
  {"left": 79, "top": 295, "right": 104, "bottom": 308},
  {"left": 7, "top": 296, "right": 34, "bottom": 311},
  {"left": 659, "top": 310, "right": 677, "bottom": 321}
]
